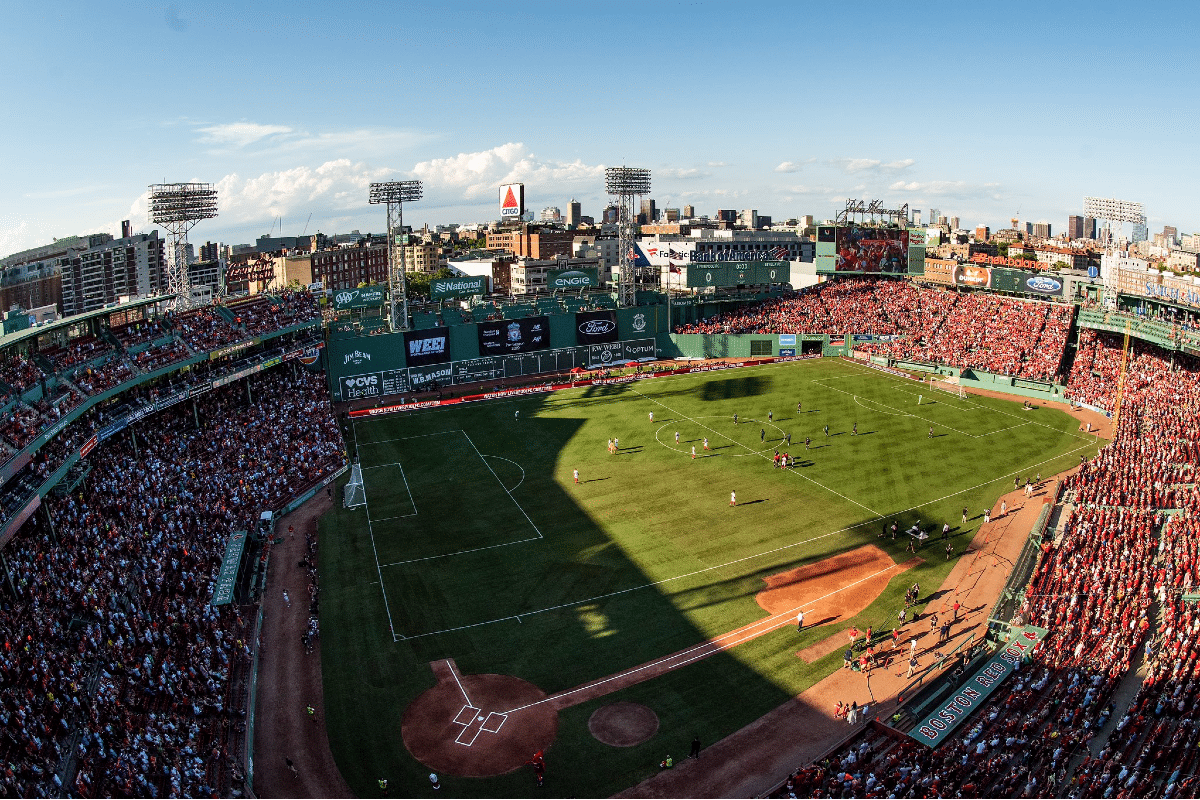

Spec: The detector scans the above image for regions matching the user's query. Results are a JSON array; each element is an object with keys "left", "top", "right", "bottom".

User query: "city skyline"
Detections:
[{"left": 2, "top": 0, "right": 1196, "bottom": 255}]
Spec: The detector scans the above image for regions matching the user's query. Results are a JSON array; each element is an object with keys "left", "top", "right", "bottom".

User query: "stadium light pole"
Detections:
[
  {"left": 369, "top": 180, "right": 423, "bottom": 331},
  {"left": 605, "top": 167, "right": 651, "bottom": 308},
  {"left": 148, "top": 183, "right": 218, "bottom": 310}
]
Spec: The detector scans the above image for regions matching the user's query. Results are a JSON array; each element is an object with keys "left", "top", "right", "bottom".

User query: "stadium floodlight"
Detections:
[
  {"left": 605, "top": 167, "right": 651, "bottom": 308},
  {"left": 369, "top": 181, "right": 423, "bottom": 331},
  {"left": 148, "top": 182, "right": 218, "bottom": 310}
]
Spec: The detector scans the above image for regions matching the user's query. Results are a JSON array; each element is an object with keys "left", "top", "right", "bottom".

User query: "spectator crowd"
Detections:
[
  {"left": 674, "top": 281, "right": 1072, "bottom": 382},
  {"left": 0, "top": 370, "right": 344, "bottom": 798},
  {"left": 771, "top": 327, "right": 1200, "bottom": 798}
]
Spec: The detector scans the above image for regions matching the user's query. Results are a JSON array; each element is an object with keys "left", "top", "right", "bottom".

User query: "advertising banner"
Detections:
[
  {"left": 548, "top": 267, "right": 599, "bottom": 290},
  {"left": 432, "top": 275, "right": 488, "bottom": 300},
  {"left": 478, "top": 316, "right": 550, "bottom": 356},
  {"left": 339, "top": 372, "right": 383, "bottom": 401},
  {"left": 211, "top": 530, "right": 247, "bottom": 606},
  {"left": 953, "top": 264, "right": 992, "bottom": 289},
  {"left": 407, "top": 362, "right": 454, "bottom": 390},
  {"left": 500, "top": 183, "right": 524, "bottom": 218},
  {"left": 992, "top": 268, "right": 1065, "bottom": 296},
  {"left": 575, "top": 310, "right": 619, "bottom": 345},
  {"left": 332, "top": 285, "right": 387, "bottom": 310},
  {"left": 403, "top": 327, "right": 451, "bottom": 367},
  {"left": 778, "top": 334, "right": 797, "bottom": 347},
  {"left": 911, "top": 626, "right": 1048, "bottom": 747}
]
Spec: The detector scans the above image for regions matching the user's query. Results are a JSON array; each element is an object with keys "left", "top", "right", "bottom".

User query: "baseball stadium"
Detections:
[{"left": 2, "top": 263, "right": 1199, "bottom": 800}]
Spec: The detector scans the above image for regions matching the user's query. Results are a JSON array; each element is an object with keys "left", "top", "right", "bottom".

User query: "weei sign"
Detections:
[
  {"left": 431, "top": 275, "right": 488, "bottom": 301},
  {"left": 547, "top": 267, "right": 599, "bottom": 290},
  {"left": 333, "top": 285, "right": 387, "bottom": 310},
  {"left": 910, "top": 625, "right": 1048, "bottom": 748},
  {"left": 402, "top": 327, "right": 451, "bottom": 367}
]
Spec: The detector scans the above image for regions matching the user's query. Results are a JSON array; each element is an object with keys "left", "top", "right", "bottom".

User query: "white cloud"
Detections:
[
  {"left": 834, "top": 158, "right": 881, "bottom": 173},
  {"left": 411, "top": 143, "right": 605, "bottom": 201},
  {"left": 707, "top": 161, "right": 729, "bottom": 168},
  {"left": 830, "top": 157, "right": 916, "bottom": 174},
  {"left": 197, "top": 122, "right": 293, "bottom": 148},
  {"left": 888, "top": 179, "right": 1001, "bottom": 197},
  {"left": 774, "top": 161, "right": 803, "bottom": 173},
  {"left": 658, "top": 167, "right": 709, "bottom": 180}
]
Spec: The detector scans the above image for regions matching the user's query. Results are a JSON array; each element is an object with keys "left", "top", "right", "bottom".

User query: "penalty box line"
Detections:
[
  {"left": 836, "top": 359, "right": 1098, "bottom": 444},
  {"left": 375, "top": 430, "right": 543, "bottom": 575},
  {"left": 350, "top": 421, "right": 401, "bottom": 643},
  {"left": 394, "top": 437, "right": 1098, "bottom": 641},
  {"left": 630, "top": 386, "right": 882, "bottom": 518}
]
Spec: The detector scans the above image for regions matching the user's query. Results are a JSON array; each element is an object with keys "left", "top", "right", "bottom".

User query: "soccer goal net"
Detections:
[
  {"left": 930, "top": 378, "right": 966, "bottom": 400},
  {"left": 344, "top": 461, "right": 366, "bottom": 509}
]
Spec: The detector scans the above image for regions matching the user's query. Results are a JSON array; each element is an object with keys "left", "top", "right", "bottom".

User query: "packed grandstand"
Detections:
[{"left": 2, "top": 277, "right": 1199, "bottom": 798}]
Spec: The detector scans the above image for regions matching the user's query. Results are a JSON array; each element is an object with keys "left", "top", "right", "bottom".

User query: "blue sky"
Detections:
[{"left": 2, "top": 0, "right": 1195, "bottom": 256}]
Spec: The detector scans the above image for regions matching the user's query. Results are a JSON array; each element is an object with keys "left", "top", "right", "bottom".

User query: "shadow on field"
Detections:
[
  {"left": 698, "top": 376, "right": 773, "bottom": 402},
  {"left": 321, "top": 381, "right": 987, "bottom": 799}
]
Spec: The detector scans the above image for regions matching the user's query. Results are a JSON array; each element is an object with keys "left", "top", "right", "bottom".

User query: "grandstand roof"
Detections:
[{"left": 0, "top": 293, "right": 177, "bottom": 352}]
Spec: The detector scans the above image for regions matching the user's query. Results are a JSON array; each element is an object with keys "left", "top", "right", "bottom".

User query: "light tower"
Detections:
[
  {"left": 605, "top": 166, "right": 651, "bottom": 307},
  {"left": 369, "top": 180, "right": 422, "bottom": 330},
  {"left": 148, "top": 183, "right": 218, "bottom": 309}
]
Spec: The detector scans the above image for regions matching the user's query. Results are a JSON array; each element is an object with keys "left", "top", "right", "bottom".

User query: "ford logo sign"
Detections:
[
  {"left": 579, "top": 320, "right": 616, "bottom": 335},
  {"left": 1026, "top": 277, "right": 1062, "bottom": 293}
]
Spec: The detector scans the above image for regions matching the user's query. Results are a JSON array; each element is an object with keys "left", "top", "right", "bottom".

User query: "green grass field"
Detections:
[{"left": 319, "top": 358, "right": 1100, "bottom": 796}]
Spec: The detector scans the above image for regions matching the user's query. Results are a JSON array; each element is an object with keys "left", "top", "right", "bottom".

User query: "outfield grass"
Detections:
[{"left": 319, "top": 358, "right": 1100, "bottom": 796}]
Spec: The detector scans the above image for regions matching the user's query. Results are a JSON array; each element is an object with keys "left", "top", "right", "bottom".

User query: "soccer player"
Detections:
[
  {"left": 797, "top": 401, "right": 802, "bottom": 413},
  {"left": 852, "top": 422, "right": 857, "bottom": 436},
  {"left": 703, "top": 437, "right": 709, "bottom": 450},
  {"left": 760, "top": 428, "right": 765, "bottom": 442},
  {"left": 691, "top": 445, "right": 696, "bottom": 460},
  {"left": 675, "top": 431, "right": 680, "bottom": 444},
  {"left": 805, "top": 436, "right": 811, "bottom": 451},
  {"left": 962, "top": 506, "right": 968, "bottom": 524},
  {"left": 928, "top": 426, "right": 934, "bottom": 438},
  {"left": 768, "top": 410, "right": 773, "bottom": 422},
  {"left": 824, "top": 424, "right": 829, "bottom": 437},
  {"left": 573, "top": 469, "right": 579, "bottom": 484},
  {"left": 649, "top": 411, "right": 654, "bottom": 423},
  {"left": 515, "top": 409, "right": 519, "bottom": 421},
  {"left": 733, "top": 413, "right": 738, "bottom": 424},
  {"left": 786, "top": 432, "right": 792, "bottom": 445},
  {"left": 730, "top": 490, "right": 736, "bottom": 507}
]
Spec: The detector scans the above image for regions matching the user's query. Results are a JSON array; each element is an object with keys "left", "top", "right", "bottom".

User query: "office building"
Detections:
[
  {"left": 682, "top": 204, "right": 695, "bottom": 219},
  {"left": 639, "top": 199, "right": 657, "bottom": 225},
  {"left": 60, "top": 229, "right": 167, "bottom": 317},
  {"left": 565, "top": 200, "right": 581, "bottom": 228},
  {"left": 309, "top": 242, "right": 389, "bottom": 292}
]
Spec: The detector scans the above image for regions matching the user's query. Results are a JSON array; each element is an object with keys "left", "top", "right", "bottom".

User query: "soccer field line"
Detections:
[
  {"left": 482, "top": 455, "right": 526, "bottom": 492},
  {"left": 350, "top": 422, "right": 401, "bottom": 641},
  {"left": 823, "top": 381, "right": 1030, "bottom": 439},
  {"left": 356, "top": 430, "right": 466, "bottom": 447},
  {"left": 389, "top": 437, "right": 1098, "bottom": 641},
  {"left": 835, "top": 359, "right": 1097, "bottom": 444},
  {"left": 362, "top": 463, "right": 418, "bottom": 523},
  {"left": 631, "top": 386, "right": 883, "bottom": 517},
  {"left": 499, "top": 560, "right": 906, "bottom": 715}
]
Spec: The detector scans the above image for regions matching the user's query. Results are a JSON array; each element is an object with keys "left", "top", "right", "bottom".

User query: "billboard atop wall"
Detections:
[
  {"left": 834, "top": 225, "right": 909, "bottom": 273},
  {"left": 500, "top": 183, "right": 525, "bottom": 219}
]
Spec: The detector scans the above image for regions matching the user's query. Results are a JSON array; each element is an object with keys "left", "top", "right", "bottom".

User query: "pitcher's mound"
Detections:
[{"left": 588, "top": 702, "right": 659, "bottom": 747}]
